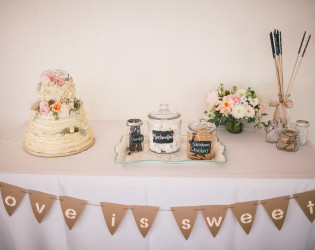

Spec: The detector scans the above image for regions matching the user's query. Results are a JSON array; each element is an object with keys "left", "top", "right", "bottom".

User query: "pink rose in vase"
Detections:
[
  {"left": 230, "top": 94, "right": 242, "bottom": 104},
  {"left": 40, "top": 102, "right": 50, "bottom": 115},
  {"left": 51, "top": 76, "right": 65, "bottom": 85}
]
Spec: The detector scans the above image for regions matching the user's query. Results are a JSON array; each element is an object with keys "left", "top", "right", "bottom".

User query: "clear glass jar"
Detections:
[
  {"left": 265, "top": 120, "right": 279, "bottom": 143},
  {"left": 276, "top": 128, "right": 300, "bottom": 152},
  {"left": 295, "top": 120, "right": 310, "bottom": 146},
  {"left": 126, "top": 119, "right": 144, "bottom": 152},
  {"left": 187, "top": 119, "right": 216, "bottom": 160},
  {"left": 147, "top": 104, "right": 181, "bottom": 154}
]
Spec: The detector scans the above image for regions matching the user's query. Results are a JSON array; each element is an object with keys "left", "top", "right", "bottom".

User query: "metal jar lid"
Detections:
[
  {"left": 188, "top": 118, "right": 216, "bottom": 133},
  {"left": 126, "top": 118, "right": 143, "bottom": 126},
  {"left": 148, "top": 104, "right": 181, "bottom": 120}
]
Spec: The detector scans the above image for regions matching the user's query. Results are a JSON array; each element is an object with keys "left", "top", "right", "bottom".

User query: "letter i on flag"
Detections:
[
  {"left": 0, "top": 182, "right": 26, "bottom": 216},
  {"left": 28, "top": 190, "right": 56, "bottom": 223},
  {"left": 101, "top": 202, "right": 129, "bottom": 235}
]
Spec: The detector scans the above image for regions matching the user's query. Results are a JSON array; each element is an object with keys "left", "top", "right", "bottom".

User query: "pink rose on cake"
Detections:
[
  {"left": 51, "top": 76, "right": 65, "bottom": 86},
  {"left": 50, "top": 101, "right": 62, "bottom": 112},
  {"left": 40, "top": 102, "right": 50, "bottom": 115},
  {"left": 41, "top": 70, "right": 54, "bottom": 79}
]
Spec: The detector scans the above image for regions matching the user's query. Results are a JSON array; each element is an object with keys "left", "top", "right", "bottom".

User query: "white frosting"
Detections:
[
  {"left": 38, "top": 80, "right": 76, "bottom": 102},
  {"left": 24, "top": 107, "right": 95, "bottom": 156}
]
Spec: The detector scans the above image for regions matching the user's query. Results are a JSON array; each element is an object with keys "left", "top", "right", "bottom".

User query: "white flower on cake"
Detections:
[
  {"left": 231, "top": 104, "right": 246, "bottom": 119},
  {"left": 245, "top": 105, "right": 255, "bottom": 118}
]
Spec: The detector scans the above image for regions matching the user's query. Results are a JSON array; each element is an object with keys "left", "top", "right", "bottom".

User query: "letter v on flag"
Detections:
[{"left": 29, "top": 190, "right": 56, "bottom": 223}]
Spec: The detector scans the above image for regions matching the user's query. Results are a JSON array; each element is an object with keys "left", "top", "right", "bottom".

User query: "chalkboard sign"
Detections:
[
  {"left": 190, "top": 141, "right": 211, "bottom": 154},
  {"left": 153, "top": 130, "right": 174, "bottom": 143},
  {"left": 131, "top": 134, "right": 144, "bottom": 144}
]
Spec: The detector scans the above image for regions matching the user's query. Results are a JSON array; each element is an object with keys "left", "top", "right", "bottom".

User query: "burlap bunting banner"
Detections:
[
  {"left": 29, "top": 190, "right": 56, "bottom": 223},
  {"left": 171, "top": 206, "right": 199, "bottom": 240},
  {"left": 130, "top": 205, "right": 159, "bottom": 238},
  {"left": 294, "top": 190, "right": 315, "bottom": 222},
  {"left": 100, "top": 202, "right": 129, "bottom": 235},
  {"left": 0, "top": 182, "right": 26, "bottom": 216},
  {"left": 0, "top": 182, "right": 314, "bottom": 236},
  {"left": 261, "top": 195, "right": 290, "bottom": 230},
  {"left": 59, "top": 196, "right": 87, "bottom": 230},
  {"left": 231, "top": 200, "right": 258, "bottom": 234},
  {"left": 200, "top": 205, "right": 227, "bottom": 237}
]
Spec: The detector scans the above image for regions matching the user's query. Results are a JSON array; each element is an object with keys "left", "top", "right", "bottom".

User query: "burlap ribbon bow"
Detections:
[{"left": 269, "top": 99, "right": 293, "bottom": 125}]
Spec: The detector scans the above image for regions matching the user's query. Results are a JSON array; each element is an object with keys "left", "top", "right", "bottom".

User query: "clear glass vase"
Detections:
[{"left": 227, "top": 118, "right": 244, "bottom": 134}]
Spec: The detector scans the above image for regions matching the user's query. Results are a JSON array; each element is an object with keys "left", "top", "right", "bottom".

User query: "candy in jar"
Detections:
[
  {"left": 126, "top": 119, "right": 144, "bottom": 152},
  {"left": 147, "top": 104, "right": 181, "bottom": 154},
  {"left": 276, "top": 128, "right": 300, "bottom": 152}
]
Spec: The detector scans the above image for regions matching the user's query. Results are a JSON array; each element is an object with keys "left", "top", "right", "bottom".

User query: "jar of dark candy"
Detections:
[{"left": 126, "top": 119, "right": 144, "bottom": 152}]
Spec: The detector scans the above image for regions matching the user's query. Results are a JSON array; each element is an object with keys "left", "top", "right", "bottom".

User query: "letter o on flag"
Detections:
[{"left": 5, "top": 196, "right": 16, "bottom": 207}]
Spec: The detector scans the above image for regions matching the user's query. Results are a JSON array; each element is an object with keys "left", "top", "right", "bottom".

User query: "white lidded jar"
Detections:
[{"left": 147, "top": 104, "right": 181, "bottom": 153}]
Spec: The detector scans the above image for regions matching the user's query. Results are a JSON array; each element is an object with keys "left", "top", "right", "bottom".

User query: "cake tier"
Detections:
[
  {"left": 38, "top": 79, "right": 76, "bottom": 103},
  {"left": 24, "top": 108, "right": 95, "bottom": 157}
]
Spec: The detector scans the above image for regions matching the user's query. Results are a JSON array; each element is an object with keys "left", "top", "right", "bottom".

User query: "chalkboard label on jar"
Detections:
[
  {"left": 131, "top": 134, "right": 144, "bottom": 144},
  {"left": 190, "top": 141, "right": 211, "bottom": 154},
  {"left": 153, "top": 130, "right": 174, "bottom": 143}
]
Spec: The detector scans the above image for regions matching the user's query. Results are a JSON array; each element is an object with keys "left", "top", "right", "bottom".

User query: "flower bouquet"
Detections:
[{"left": 204, "top": 84, "right": 267, "bottom": 133}]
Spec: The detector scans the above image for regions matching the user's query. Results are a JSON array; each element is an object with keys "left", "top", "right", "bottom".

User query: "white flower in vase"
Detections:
[{"left": 231, "top": 104, "right": 246, "bottom": 119}]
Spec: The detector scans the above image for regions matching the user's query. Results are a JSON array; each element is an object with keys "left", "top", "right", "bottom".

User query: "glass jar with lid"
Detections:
[
  {"left": 187, "top": 119, "right": 216, "bottom": 160},
  {"left": 126, "top": 119, "right": 144, "bottom": 152},
  {"left": 276, "top": 128, "right": 300, "bottom": 152},
  {"left": 147, "top": 104, "right": 181, "bottom": 153},
  {"left": 295, "top": 120, "right": 310, "bottom": 146}
]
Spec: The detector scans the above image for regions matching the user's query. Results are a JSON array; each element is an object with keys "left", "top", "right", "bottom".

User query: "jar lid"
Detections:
[
  {"left": 126, "top": 118, "right": 143, "bottom": 126},
  {"left": 147, "top": 104, "right": 181, "bottom": 120},
  {"left": 283, "top": 128, "right": 299, "bottom": 137},
  {"left": 188, "top": 118, "right": 216, "bottom": 133},
  {"left": 296, "top": 120, "right": 310, "bottom": 127}
]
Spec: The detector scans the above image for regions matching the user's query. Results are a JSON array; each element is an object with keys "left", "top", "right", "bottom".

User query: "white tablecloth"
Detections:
[{"left": 0, "top": 121, "right": 315, "bottom": 250}]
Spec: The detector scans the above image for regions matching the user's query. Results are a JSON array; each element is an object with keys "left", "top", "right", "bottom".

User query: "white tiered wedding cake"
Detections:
[{"left": 24, "top": 69, "right": 95, "bottom": 157}]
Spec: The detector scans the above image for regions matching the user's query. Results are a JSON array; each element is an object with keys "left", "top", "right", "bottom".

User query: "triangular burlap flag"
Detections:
[
  {"left": 171, "top": 206, "right": 199, "bottom": 240},
  {"left": 231, "top": 200, "right": 258, "bottom": 235},
  {"left": 130, "top": 205, "right": 159, "bottom": 238},
  {"left": 59, "top": 196, "right": 87, "bottom": 230},
  {"left": 101, "top": 202, "right": 129, "bottom": 235},
  {"left": 200, "top": 205, "right": 227, "bottom": 237},
  {"left": 261, "top": 195, "right": 290, "bottom": 230},
  {"left": 28, "top": 190, "right": 56, "bottom": 223},
  {"left": 0, "top": 182, "right": 26, "bottom": 216},
  {"left": 294, "top": 190, "right": 315, "bottom": 222}
]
